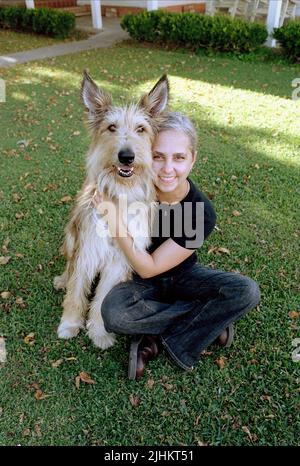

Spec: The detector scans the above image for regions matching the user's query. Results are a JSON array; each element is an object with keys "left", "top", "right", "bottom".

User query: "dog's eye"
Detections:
[
  {"left": 136, "top": 126, "right": 145, "bottom": 133},
  {"left": 108, "top": 124, "right": 117, "bottom": 132}
]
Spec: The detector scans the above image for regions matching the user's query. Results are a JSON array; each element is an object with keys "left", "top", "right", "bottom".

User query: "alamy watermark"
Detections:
[
  {"left": 291, "top": 78, "right": 300, "bottom": 101},
  {"left": 93, "top": 195, "right": 205, "bottom": 249},
  {"left": 291, "top": 338, "right": 300, "bottom": 362},
  {"left": 0, "top": 78, "right": 6, "bottom": 103}
]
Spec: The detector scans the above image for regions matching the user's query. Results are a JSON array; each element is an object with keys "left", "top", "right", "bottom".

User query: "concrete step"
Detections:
[{"left": 60, "top": 6, "right": 91, "bottom": 17}]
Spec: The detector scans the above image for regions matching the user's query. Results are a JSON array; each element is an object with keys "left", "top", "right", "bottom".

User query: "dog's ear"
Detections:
[
  {"left": 81, "top": 70, "right": 112, "bottom": 114},
  {"left": 139, "top": 74, "right": 169, "bottom": 117}
]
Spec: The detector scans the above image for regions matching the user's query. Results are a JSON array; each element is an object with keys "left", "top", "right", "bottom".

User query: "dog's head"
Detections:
[{"left": 80, "top": 71, "right": 169, "bottom": 197}]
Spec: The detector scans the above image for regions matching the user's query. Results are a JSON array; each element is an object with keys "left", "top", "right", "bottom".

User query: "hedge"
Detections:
[
  {"left": 121, "top": 11, "right": 268, "bottom": 54},
  {"left": 273, "top": 20, "right": 300, "bottom": 62},
  {"left": 0, "top": 6, "right": 75, "bottom": 39}
]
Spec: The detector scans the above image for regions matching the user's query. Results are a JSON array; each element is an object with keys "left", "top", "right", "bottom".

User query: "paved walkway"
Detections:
[{"left": 0, "top": 17, "right": 129, "bottom": 68}]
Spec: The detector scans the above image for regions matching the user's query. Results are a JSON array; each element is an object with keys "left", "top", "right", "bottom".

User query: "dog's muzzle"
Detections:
[{"left": 117, "top": 148, "right": 135, "bottom": 178}]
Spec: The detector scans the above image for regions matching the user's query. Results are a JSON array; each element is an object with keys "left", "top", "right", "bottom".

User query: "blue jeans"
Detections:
[{"left": 101, "top": 263, "right": 261, "bottom": 370}]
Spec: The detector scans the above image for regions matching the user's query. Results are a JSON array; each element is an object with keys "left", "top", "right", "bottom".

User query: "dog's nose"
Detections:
[{"left": 118, "top": 148, "right": 135, "bottom": 165}]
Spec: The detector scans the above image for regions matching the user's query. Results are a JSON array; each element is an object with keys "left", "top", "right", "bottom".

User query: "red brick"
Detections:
[{"left": 183, "top": 3, "right": 206, "bottom": 14}]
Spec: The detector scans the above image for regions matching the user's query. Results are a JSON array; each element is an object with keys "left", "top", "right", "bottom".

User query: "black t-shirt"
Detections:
[{"left": 140, "top": 177, "right": 216, "bottom": 279}]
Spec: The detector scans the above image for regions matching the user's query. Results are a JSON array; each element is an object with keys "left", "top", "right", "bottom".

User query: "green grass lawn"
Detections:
[
  {"left": 0, "top": 29, "right": 88, "bottom": 55},
  {"left": 0, "top": 41, "right": 299, "bottom": 446}
]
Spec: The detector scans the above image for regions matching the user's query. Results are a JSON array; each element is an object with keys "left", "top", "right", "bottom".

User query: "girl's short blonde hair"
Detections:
[{"left": 157, "top": 112, "right": 198, "bottom": 154}]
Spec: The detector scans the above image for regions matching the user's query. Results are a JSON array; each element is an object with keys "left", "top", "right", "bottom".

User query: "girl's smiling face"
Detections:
[{"left": 152, "top": 129, "right": 196, "bottom": 201}]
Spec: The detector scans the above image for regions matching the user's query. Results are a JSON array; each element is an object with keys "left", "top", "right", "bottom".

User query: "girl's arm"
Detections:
[
  {"left": 117, "top": 235, "right": 195, "bottom": 279},
  {"left": 93, "top": 193, "right": 195, "bottom": 279}
]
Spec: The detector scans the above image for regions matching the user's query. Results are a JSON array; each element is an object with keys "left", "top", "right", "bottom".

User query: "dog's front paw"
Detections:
[
  {"left": 57, "top": 320, "right": 82, "bottom": 339},
  {"left": 53, "top": 274, "right": 67, "bottom": 291},
  {"left": 87, "top": 322, "right": 116, "bottom": 349},
  {"left": 92, "top": 332, "right": 116, "bottom": 350}
]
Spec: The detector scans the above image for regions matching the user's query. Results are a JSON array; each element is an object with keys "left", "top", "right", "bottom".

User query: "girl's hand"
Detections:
[{"left": 92, "top": 190, "right": 125, "bottom": 237}]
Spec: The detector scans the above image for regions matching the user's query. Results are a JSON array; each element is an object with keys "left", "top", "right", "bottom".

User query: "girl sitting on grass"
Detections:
[{"left": 95, "top": 111, "right": 260, "bottom": 381}]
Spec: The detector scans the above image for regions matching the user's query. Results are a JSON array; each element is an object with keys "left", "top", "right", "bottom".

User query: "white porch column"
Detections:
[
  {"left": 266, "top": 0, "right": 282, "bottom": 47},
  {"left": 25, "top": 0, "right": 35, "bottom": 8},
  {"left": 147, "top": 0, "right": 158, "bottom": 11},
  {"left": 91, "top": 0, "right": 102, "bottom": 30}
]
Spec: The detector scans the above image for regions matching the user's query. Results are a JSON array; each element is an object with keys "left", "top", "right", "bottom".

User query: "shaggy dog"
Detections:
[{"left": 54, "top": 71, "right": 169, "bottom": 349}]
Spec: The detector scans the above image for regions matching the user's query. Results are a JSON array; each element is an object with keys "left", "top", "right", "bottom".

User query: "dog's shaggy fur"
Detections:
[{"left": 54, "top": 71, "right": 169, "bottom": 349}]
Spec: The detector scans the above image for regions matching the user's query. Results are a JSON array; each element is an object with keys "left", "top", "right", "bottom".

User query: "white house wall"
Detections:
[{"left": 78, "top": 0, "right": 299, "bottom": 16}]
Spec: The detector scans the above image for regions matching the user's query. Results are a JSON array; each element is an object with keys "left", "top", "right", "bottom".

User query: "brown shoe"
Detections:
[
  {"left": 216, "top": 324, "right": 234, "bottom": 348},
  {"left": 128, "top": 335, "right": 161, "bottom": 381}
]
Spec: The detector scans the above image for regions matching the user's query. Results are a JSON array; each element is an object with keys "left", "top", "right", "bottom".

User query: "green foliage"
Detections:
[
  {"left": 0, "top": 6, "right": 75, "bottom": 39},
  {"left": 273, "top": 20, "right": 300, "bottom": 62},
  {"left": 121, "top": 11, "right": 268, "bottom": 54},
  {"left": 121, "top": 10, "right": 165, "bottom": 42}
]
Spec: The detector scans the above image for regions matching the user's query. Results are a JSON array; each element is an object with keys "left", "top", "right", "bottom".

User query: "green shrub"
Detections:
[
  {"left": 0, "top": 6, "right": 24, "bottom": 30},
  {"left": 273, "top": 20, "right": 300, "bottom": 62},
  {"left": 121, "top": 11, "right": 268, "bottom": 54},
  {"left": 121, "top": 10, "right": 165, "bottom": 42},
  {"left": 0, "top": 5, "right": 75, "bottom": 39}
]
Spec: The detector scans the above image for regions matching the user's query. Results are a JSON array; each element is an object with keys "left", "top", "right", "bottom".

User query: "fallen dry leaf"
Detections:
[
  {"left": 146, "top": 378, "right": 155, "bottom": 389},
  {"left": 194, "top": 415, "right": 200, "bottom": 426},
  {"left": 34, "top": 423, "right": 42, "bottom": 437},
  {"left": 129, "top": 394, "right": 141, "bottom": 407},
  {"left": 0, "top": 256, "right": 11, "bottom": 265},
  {"left": 75, "top": 375, "right": 81, "bottom": 390},
  {"left": 288, "top": 311, "right": 300, "bottom": 319},
  {"left": 196, "top": 439, "right": 209, "bottom": 446},
  {"left": 16, "top": 296, "right": 25, "bottom": 307},
  {"left": 43, "top": 183, "right": 58, "bottom": 192},
  {"left": 2, "top": 238, "right": 10, "bottom": 249},
  {"left": 75, "top": 371, "right": 96, "bottom": 389},
  {"left": 51, "top": 359, "right": 63, "bottom": 368},
  {"left": 1, "top": 291, "right": 11, "bottom": 299},
  {"left": 162, "top": 383, "right": 173, "bottom": 390},
  {"left": 34, "top": 389, "right": 50, "bottom": 400},
  {"left": 261, "top": 394, "right": 271, "bottom": 401},
  {"left": 232, "top": 210, "right": 241, "bottom": 217},
  {"left": 201, "top": 350, "right": 213, "bottom": 356},
  {"left": 208, "top": 247, "right": 230, "bottom": 256},
  {"left": 29, "top": 382, "right": 40, "bottom": 390},
  {"left": 12, "top": 193, "right": 21, "bottom": 202},
  {"left": 15, "top": 212, "right": 24, "bottom": 220},
  {"left": 24, "top": 333, "right": 35, "bottom": 345},
  {"left": 79, "top": 371, "right": 95, "bottom": 384},
  {"left": 60, "top": 195, "right": 72, "bottom": 203},
  {"left": 215, "top": 356, "right": 227, "bottom": 369},
  {"left": 217, "top": 247, "right": 231, "bottom": 255},
  {"left": 242, "top": 425, "right": 254, "bottom": 441}
]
